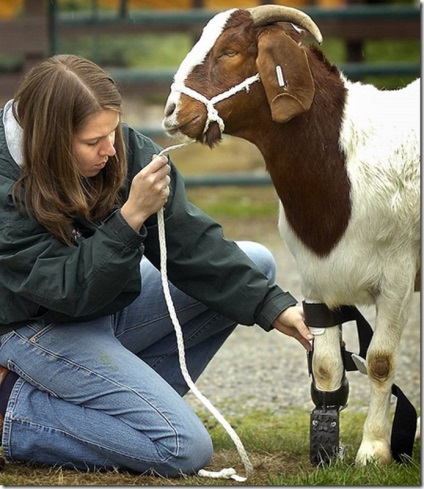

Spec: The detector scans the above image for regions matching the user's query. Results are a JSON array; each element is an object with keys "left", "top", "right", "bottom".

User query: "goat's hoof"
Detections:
[{"left": 356, "top": 440, "right": 392, "bottom": 465}]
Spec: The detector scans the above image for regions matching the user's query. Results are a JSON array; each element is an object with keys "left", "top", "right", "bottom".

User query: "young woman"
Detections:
[{"left": 0, "top": 54, "right": 313, "bottom": 475}]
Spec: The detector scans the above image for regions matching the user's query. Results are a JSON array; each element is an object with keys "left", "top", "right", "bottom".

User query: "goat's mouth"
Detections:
[
  {"left": 162, "top": 115, "right": 222, "bottom": 148},
  {"left": 162, "top": 115, "right": 203, "bottom": 139}
]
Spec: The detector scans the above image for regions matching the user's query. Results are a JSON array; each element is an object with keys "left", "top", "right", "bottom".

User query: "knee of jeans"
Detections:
[
  {"left": 155, "top": 424, "right": 213, "bottom": 476},
  {"left": 237, "top": 241, "right": 277, "bottom": 284}
]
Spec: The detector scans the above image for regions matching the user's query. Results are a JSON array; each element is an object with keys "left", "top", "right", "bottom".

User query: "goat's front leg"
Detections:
[
  {"left": 311, "top": 326, "right": 344, "bottom": 392},
  {"left": 309, "top": 324, "right": 347, "bottom": 465},
  {"left": 355, "top": 283, "right": 414, "bottom": 465}
]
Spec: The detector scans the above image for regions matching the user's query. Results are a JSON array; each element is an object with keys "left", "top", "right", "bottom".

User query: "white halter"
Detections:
[{"left": 171, "top": 73, "right": 260, "bottom": 135}]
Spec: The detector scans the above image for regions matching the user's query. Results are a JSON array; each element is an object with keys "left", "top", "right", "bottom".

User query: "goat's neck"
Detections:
[{"left": 244, "top": 78, "right": 351, "bottom": 257}]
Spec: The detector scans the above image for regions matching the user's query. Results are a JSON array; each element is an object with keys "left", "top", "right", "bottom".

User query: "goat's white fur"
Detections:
[{"left": 173, "top": 9, "right": 237, "bottom": 86}]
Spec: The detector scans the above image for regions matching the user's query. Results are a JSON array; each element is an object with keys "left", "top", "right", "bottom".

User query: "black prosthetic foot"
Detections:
[
  {"left": 310, "top": 406, "right": 342, "bottom": 466},
  {"left": 309, "top": 376, "right": 349, "bottom": 466}
]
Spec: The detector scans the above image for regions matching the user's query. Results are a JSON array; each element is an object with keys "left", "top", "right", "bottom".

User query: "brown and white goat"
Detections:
[{"left": 162, "top": 5, "right": 420, "bottom": 465}]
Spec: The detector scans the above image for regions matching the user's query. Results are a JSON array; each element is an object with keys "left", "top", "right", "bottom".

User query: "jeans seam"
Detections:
[
  {"left": 2, "top": 378, "right": 24, "bottom": 461},
  {"left": 6, "top": 416, "right": 164, "bottom": 465}
]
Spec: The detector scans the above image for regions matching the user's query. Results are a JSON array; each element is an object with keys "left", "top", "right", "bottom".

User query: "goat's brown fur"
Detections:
[{"left": 182, "top": 20, "right": 350, "bottom": 256}]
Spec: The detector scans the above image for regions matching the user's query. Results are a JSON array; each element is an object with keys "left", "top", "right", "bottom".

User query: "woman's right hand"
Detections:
[{"left": 121, "top": 154, "right": 171, "bottom": 231}]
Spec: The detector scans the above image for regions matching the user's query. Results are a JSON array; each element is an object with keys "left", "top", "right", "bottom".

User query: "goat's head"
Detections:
[{"left": 162, "top": 5, "right": 323, "bottom": 147}]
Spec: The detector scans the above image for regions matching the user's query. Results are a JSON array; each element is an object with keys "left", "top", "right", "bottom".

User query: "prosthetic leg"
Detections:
[
  {"left": 308, "top": 339, "right": 349, "bottom": 465},
  {"left": 303, "top": 301, "right": 417, "bottom": 466},
  {"left": 303, "top": 302, "right": 349, "bottom": 466}
]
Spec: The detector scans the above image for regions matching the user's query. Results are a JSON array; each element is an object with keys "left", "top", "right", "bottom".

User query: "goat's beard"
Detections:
[{"left": 201, "top": 121, "right": 223, "bottom": 148}]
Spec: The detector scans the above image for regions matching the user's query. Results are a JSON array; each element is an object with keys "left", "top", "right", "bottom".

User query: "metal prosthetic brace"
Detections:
[
  {"left": 304, "top": 301, "right": 350, "bottom": 466},
  {"left": 303, "top": 301, "right": 418, "bottom": 467}
]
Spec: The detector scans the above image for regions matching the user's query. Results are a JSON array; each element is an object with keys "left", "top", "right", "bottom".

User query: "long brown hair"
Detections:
[{"left": 12, "top": 54, "right": 127, "bottom": 246}]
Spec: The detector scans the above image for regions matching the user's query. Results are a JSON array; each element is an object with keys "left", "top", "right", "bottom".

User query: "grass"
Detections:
[{"left": 0, "top": 408, "right": 420, "bottom": 485}]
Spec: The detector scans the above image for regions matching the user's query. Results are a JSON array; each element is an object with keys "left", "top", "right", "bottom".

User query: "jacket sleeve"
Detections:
[
  {"left": 0, "top": 175, "right": 146, "bottom": 323},
  {"left": 123, "top": 127, "right": 299, "bottom": 331}
]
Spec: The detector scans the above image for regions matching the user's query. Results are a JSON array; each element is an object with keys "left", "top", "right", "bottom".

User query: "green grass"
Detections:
[
  {"left": 59, "top": 33, "right": 192, "bottom": 69},
  {"left": 0, "top": 408, "right": 420, "bottom": 485},
  {"left": 188, "top": 186, "right": 278, "bottom": 218}
]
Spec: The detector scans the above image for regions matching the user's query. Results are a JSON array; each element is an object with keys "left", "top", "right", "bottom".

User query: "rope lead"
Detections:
[{"left": 157, "top": 144, "right": 253, "bottom": 481}]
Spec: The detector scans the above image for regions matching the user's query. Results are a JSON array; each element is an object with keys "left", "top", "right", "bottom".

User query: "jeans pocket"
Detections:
[
  {"left": 25, "top": 322, "right": 56, "bottom": 343},
  {"left": 15, "top": 322, "right": 57, "bottom": 344},
  {"left": 0, "top": 325, "right": 59, "bottom": 397}
]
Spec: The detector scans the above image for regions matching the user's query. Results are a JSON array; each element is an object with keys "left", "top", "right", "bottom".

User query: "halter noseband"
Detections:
[{"left": 171, "top": 73, "right": 260, "bottom": 135}]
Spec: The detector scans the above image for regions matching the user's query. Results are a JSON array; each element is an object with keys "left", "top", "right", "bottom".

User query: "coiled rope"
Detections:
[{"left": 157, "top": 143, "right": 253, "bottom": 481}]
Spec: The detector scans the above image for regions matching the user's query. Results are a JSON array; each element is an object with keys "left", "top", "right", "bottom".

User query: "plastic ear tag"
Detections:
[{"left": 275, "top": 65, "right": 286, "bottom": 87}]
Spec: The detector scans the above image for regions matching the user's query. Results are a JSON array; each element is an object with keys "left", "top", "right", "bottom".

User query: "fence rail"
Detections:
[{"left": 51, "top": 4, "right": 420, "bottom": 97}]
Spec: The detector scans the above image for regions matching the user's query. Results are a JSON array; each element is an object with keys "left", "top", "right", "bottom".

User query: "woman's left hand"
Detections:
[{"left": 272, "top": 306, "right": 314, "bottom": 350}]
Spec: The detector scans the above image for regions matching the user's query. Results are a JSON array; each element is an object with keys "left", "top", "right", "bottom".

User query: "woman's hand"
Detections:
[
  {"left": 272, "top": 306, "right": 314, "bottom": 350},
  {"left": 121, "top": 154, "right": 171, "bottom": 231}
]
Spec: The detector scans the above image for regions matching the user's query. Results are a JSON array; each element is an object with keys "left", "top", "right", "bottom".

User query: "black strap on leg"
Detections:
[{"left": 303, "top": 301, "right": 417, "bottom": 463}]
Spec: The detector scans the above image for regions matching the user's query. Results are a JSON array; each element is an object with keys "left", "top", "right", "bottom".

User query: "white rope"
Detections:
[{"left": 156, "top": 144, "right": 254, "bottom": 481}]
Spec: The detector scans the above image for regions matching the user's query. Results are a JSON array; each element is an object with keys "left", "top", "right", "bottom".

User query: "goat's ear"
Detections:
[{"left": 256, "top": 27, "right": 315, "bottom": 123}]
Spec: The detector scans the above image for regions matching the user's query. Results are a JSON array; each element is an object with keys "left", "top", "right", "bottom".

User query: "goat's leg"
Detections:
[
  {"left": 355, "top": 290, "right": 412, "bottom": 465},
  {"left": 309, "top": 325, "right": 347, "bottom": 465},
  {"left": 311, "top": 325, "right": 344, "bottom": 391}
]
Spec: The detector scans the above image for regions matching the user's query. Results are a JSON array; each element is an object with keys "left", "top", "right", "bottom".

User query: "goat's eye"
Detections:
[{"left": 221, "top": 50, "right": 237, "bottom": 58}]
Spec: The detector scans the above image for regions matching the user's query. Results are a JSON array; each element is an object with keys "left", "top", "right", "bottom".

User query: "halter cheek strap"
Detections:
[{"left": 171, "top": 73, "right": 260, "bottom": 134}]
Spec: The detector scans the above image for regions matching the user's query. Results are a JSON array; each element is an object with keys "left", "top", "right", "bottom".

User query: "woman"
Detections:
[{"left": 0, "top": 55, "right": 313, "bottom": 475}]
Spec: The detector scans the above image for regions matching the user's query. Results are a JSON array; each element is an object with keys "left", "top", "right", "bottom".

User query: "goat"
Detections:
[{"left": 162, "top": 5, "right": 420, "bottom": 466}]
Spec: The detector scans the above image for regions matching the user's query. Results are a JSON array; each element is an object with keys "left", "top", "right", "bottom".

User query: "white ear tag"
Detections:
[{"left": 275, "top": 65, "right": 286, "bottom": 87}]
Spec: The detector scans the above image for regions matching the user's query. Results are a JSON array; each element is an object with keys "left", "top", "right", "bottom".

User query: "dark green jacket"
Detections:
[{"left": 0, "top": 112, "right": 297, "bottom": 334}]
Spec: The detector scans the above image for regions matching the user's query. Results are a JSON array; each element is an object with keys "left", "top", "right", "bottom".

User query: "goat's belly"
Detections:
[{"left": 294, "top": 256, "right": 376, "bottom": 308}]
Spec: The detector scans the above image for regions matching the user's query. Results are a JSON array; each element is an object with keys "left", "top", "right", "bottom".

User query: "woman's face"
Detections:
[{"left": 73, "top": 109, "right": 120, "bottom": 178}]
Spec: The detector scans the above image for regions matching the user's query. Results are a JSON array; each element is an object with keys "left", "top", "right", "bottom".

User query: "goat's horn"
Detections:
[{"left": 248, "top": 5, "right": 323, "bottom": 44}]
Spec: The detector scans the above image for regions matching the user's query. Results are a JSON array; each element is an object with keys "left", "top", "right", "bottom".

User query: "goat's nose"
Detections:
[{"left": 164, "top": 101, "right": 176, "bottom": 117}]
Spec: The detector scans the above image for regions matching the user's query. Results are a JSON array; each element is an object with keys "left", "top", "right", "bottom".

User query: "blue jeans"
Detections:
[{"left": 0, "top": 241, "right": 276, "bottom": 476}]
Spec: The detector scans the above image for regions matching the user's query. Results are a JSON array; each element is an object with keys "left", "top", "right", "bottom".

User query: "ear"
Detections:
[{"left": 256, "top": 27, "right": 315, "bottom": 123}]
